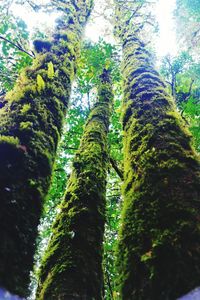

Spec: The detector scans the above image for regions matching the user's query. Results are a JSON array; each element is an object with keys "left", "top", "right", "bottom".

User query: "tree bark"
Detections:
[
  {"left": 0, "top": 1, "right": 93, "bottom": 297},
  {"left": 115, "top": 5, "right": 200, "bottom": 300},
  {"left": 36, "top": 69, "right": 113, "bottom": 300}
]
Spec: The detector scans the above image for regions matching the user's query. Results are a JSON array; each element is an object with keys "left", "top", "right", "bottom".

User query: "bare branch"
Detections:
[
  {"left": 105, "top": 269, "right": 114, "bottom": 300},
  {"left": 0, "top": 35, "right": 34, "bottom": 58},
  {"left": 110, "top": 157, "right": 123, "bottom": 180}
]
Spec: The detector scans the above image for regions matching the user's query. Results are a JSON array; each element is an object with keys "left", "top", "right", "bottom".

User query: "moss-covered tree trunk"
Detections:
[
  {"left": 115, "top": 7, "right": 200, "bottom": 300},
  {"left": 0, "top": 1, "right": 93, "bottom": 297},
  {"left": 36, "top": 69, "right": 113, "bottom": 300}
]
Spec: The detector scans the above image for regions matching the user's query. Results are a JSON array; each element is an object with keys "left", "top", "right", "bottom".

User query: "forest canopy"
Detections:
[{"left": 0, "top": 0, "right": 199, "bottom": 299}]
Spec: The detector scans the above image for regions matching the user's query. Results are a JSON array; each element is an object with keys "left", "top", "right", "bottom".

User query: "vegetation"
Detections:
[{"left": 0, "top": 0, "right": 199, "bottom": 299}]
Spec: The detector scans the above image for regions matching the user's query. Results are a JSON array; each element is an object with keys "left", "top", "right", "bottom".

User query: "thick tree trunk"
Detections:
[
  {"left": 36, "top": 69, "right": 113, "bottom": 300},
  {"left": 115, "top": 16, "right": 200, "bottom": 300},
  {"left": 0, "top": 1, "right": 93, "bottom": 297}
]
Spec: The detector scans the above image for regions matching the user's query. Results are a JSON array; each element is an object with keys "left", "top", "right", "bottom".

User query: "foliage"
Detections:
[
  {"left": 77, "top": 40, "right": 121, "bottom": 96},
  {"left": 160, "top": 51, "right": 200, "bottom": 152},
  {"left": 182, "top": 97, "right": 200, "bottom": 152},
  {"left": 160, "top": 51, "right": 192, "bottom": 87},
  {"left": 176, "top": 0, "right": 200, "bottom": 21},
  {"left": 0, "top": 8, "right": 32, "bottom": 92},
  {"left": 175, "top": 0, "right": 200, "bottom": 53}
]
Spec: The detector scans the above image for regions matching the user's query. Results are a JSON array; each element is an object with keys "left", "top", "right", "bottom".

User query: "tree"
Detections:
[
  {"left": 114, "top": 0, "right": 200, "bottom": 299},
  {"left": 0, "top": 0, "right": 200, "bottom": 299},
  {"left": 36, "top": 68, "right": 113, "bottom": 299},
  {"left": 160, "top": 52, "right": 193, "bottom": 102},
  {"left": 160, "top": 52, "right": 200, "bottom": 153},
  {"left": 182, "top": 97, "right": 200, "bottom": 152},
  {"left": 0, "top": 7, "right": 33, "bottom": 93},
  {"left": 172, "top": 1, "right": 200, "bottom": 153},
  {"left": 175, "top": 0, "right": 200, "bottom": 54},
  {"left": 0, "top": 0, "right": 93, "bottom": 297}
]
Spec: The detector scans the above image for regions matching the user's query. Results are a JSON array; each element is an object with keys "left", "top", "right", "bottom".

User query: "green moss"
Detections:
[
  {"left": 6, "top": 84, "right": 25, "bottom": 102},
  {"left": 0, "top": 0, "right": 94, "bottom": 297},
  {"left": 36, "top": 69, "right": 113, "bottom": 300},
  {"left": 37, "top": 74, "right": 46, "bottom": 93},
  {"left": 20, "top": 121, "right": 33, "bottom": 130},
  {"left": 115, "top": 14, "right": 200, "bottom": 300},
  {"left": 0, "top": 135, "right": 20, "bottom": 146},
  {"left": 20, "top": 103, "right": 31, "bottom": 114},
  {"left": 47, "top": 62, "right": 55, "bottom": 79}
]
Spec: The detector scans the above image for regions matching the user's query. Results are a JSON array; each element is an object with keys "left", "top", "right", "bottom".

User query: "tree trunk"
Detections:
[
  {"left": 115, "top": 8, "right": 200, "bottom": 300},
  {"left": 36, "top": 69, "right": 113, "bottom": 300},
  {"left": 0, "top": 1, "right": 93, "bottom": 297}
]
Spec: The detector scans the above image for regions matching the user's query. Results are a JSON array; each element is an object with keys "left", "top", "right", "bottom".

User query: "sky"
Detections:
[
  {"left": 11, "top": 0, "right": 178, "bottom": 58},
  {"left": 155, "top": 0, "right": 177, "bottom": 57},
  {"left": 85, "top": 0, "right": 178, "bottom": 58}
]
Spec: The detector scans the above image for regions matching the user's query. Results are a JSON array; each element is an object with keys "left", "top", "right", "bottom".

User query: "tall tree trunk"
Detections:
[
  {"left": 36, "top": 69, "right": 113, "bottom": 300},
  {"left": 115, "top": 5, "right": 200, "bottom": 300},
  {"left": 0, "top": 1, "right": 93, "bottom": 297}
]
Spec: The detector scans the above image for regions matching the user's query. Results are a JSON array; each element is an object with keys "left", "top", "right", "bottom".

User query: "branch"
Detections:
[
  {"left": 180, "top": 110, "right": 190, "bottom": 125},
  {"left": 105, "top": 269, "right": 114, "bottom": 300},
  {"left": 110, "top": 157, "right": 123, "bottom": 180},
  {"left": 165, "top": 80, "right": 172, "bottom": 87},
  {"left": 87, "top": 91, "right": 91, "bottom": 111},
  {"left": 192, "top": 27, "right": 200, "bottom": 42},
  {"left": 0, "top": 35, "right": 35, "bottom": 58},
  {"left": 25, "top": 0, "right": 41, "bottom": 11},
  {"left": 126, "top": 2, "right": 144, "bottom": 24},
  {"left": 179, "top": 78, "right": 195, "bottom": 103},
  {"left": 187, "top": 79, "right": 194, "bottom": 98}
]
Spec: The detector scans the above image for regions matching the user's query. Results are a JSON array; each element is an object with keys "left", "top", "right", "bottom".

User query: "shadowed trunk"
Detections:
[
  {"left": 0, "top": 0, "right": 93, "bottom": 297},
  {"left": 36, "top": 69, "right": 113, "bottom": 300}
]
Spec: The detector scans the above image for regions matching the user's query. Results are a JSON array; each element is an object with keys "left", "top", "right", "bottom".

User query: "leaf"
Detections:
[
  {"left": 47, "top": 61, "right": 55, "bottom": 79},
  {"left": 37, "top": 74, "right": 45, "bottom": 93}
]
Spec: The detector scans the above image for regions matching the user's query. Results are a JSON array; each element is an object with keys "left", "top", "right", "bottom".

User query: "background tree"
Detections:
[
  {"left": 175, "top": 0, "right": 200, "bottom": 55},
  {"left": 0, "top": 7, "right": 33, "bottom": 93},
  {"left": 174, "top": 0, "right": 200, "bottom": 151},
  {"left": 160, "top": 51, "right": 193, "bottom": 101},
  {"left": 160, "top": 52, "right": 200, "bottom": 152}
]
